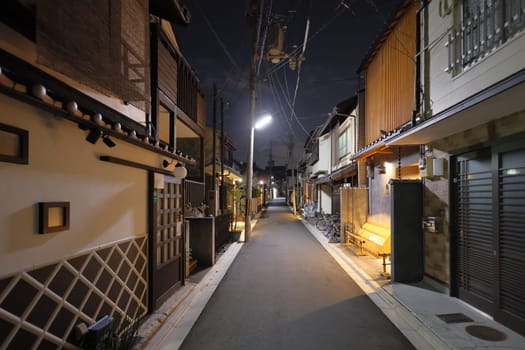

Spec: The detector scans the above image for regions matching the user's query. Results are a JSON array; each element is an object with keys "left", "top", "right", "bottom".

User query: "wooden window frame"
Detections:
[
  {"left": 38, "top": 202, "right": 70, "bottom": 234},
  {"left": 0, "top": 123, "right": 29, "bottom": 164}
]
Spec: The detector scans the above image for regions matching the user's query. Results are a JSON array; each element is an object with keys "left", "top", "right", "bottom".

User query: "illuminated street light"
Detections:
[{"left": 245, "top": 114, "right": 272, "bottom": 241}]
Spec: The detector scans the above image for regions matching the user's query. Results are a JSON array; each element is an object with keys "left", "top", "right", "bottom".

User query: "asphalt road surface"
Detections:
[{"left": 180, "top": 199, "right": 415, "bottom": 349}]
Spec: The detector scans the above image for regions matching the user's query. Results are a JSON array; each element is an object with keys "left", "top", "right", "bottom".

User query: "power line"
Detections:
[
  {"left": 194, "top": 0, "right": 241, "bottom": 72},
  {"left": 270, "top": 71, "right": 309, "bottom": 136},
  {"left": 267, "top": 71, "right": 298, "bottom": 141}
]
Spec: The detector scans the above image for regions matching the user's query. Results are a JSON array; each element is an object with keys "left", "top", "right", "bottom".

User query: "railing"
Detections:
[
  {"left": 184, "top": 180, "right": 205, "bottom": 209},
  {"left": 445, "top": 0, "right": 525, "bottom": 75}
]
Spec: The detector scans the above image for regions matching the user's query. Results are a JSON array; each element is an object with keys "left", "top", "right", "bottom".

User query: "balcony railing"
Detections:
[{"left": 445, "top": 0, "right": 525, "bottom": 75}]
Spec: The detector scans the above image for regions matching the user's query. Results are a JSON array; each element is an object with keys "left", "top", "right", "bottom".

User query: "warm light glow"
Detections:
[
  {"left": 172, "top": 164, "right": 188, "bottom": 179},
  {"left": 385, "top": 162, "right": 395, "bottom": 177},
  {"left": 259, "top": 180, "right": 264, "bottom": 185},
  {"left": 254, "top": 114, "right": 273, "bottom": 129}
]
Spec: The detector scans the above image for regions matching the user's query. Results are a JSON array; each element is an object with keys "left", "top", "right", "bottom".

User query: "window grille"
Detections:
[{"left": 445, "top": 0, "right": 525, "bottom": 75}]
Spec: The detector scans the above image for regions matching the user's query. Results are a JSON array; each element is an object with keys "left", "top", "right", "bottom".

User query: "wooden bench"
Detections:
[
  {"left": 344, "top": 228, "right": 367, "bottom": 256},
  {"left": 377, "top": 252, "right": 391, "bottom": 279}
]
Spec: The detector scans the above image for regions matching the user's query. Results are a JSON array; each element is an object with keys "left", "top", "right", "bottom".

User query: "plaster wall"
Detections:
[
  {"left": 318, "top": 183, "right": 332, "bottom": 215},
  {"left": 422, "top": 148, "right": 450, "bottom": 284},
  {"left": 367, "top": 147, "right": 420, "bottom": 227},
  {"left": 0, "top": 94, "right": 164, "bottom": 275},
  {"left": 312, "top": 133, "right": 331, "bottom": 175}
]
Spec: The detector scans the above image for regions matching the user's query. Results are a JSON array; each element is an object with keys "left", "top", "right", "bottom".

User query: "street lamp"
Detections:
[{"left": 245, "top": 114, "right": 272, "bottom": 242}]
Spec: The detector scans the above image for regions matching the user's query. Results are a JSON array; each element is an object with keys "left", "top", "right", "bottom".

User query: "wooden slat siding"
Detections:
[
  {"left": 340, "top": 187, "right": 368, "bottom": 243},
  {"left": 364, "top": 2, "right": 418, "bottom": 146},
  {"left": 158, "top": 41, "right": 178, "bottom": 104}
]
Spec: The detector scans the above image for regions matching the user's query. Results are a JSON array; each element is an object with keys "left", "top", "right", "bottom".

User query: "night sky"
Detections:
[{"left": 174, "top": 0, "right": 403, "bottom": 167}]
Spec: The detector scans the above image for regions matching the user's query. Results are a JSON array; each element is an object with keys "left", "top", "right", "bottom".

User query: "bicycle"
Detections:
[
  {"left": 315, "top": 211, "right": 331, "bottom": 231},
  {"left": 326, "top": 221, "right": 341, "bottom": 243},
  {"left": 322, "top": 216, "right": 337, "bottom": 237}
]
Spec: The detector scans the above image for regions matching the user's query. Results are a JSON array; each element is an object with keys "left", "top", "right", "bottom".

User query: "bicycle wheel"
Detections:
[
  {"left": 323, "top": 224, "right": 332, "bottom": 237},
  {"left": 316, "top": 218, "right": 328, "bottom": 231}
]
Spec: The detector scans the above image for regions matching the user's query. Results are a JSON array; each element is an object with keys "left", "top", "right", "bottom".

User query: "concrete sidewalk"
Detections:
[
  {"left": 137, "top": 201, "right": 525, "bottom": 349},
  {"left": 302, "top": 216, "right": 525, "bottom": 350}
]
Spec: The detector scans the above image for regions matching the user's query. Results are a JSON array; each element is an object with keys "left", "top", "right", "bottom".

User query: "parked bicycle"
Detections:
[
  {"left": 326, "top": 221, "right": 341, "bottom": 243},
  {"left": 315, "top": 210, "right": 331, "bottom": 231}
]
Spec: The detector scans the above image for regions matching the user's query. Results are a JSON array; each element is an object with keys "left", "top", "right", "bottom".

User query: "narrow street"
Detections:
[{"left": 177, "top": 200, "right": 415, "bottom": 350}]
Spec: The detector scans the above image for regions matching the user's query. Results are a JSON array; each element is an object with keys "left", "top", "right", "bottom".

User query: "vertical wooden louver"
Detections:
[{"left": 364, "top": 2, "right": 417, "bottom": 145}]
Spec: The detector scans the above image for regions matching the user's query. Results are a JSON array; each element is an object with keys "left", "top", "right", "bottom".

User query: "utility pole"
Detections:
[
  {"left": 220, "top": 97, "right": 225, "bottom": 213},
  {"left": 211, "top": 83, "right": 217, "bottom": 215},
  {"left": 289, "top": 140, "right": 296, "bottom": 215},
  {"left": 268, "top": 141, "right": 273, "bottom": 199},
  {"left": 245, "top": 0, "right": 263, "bottom": 242}
]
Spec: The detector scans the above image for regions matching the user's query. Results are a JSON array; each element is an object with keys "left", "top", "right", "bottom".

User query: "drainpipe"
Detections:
[{"left": 414, "top": 0, "right": 430, "bottom": 126}]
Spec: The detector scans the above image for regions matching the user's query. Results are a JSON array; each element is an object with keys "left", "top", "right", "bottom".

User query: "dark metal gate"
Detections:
[
  {"left": 452, "top": 142, "right": 525, "bottom": 335},
  {"left": 148, "top": 173, "right": 185, "bottom": 310},
  {"left": 454, "top": 149, "right": 495, "bottom": 312}
]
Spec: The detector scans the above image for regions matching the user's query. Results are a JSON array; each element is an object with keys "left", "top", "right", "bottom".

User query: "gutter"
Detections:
[{"left": 414, "top": 0, "right": 430, "bottom": 126}]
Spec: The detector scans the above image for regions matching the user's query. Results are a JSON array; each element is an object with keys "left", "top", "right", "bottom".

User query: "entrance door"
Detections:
[
  {"left": 149, "top": 173, "right": 185, "bottom": 310},
  {"left": 452, "top": 144, "right": 525, "bottom": 335},
  {"left": 454, "top": 149, "right": 495, "bottom": 312}
]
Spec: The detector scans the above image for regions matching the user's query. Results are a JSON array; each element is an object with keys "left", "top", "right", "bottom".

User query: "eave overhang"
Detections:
[
  {"left": 330, "top": 161, "right": 358, "bottom": 181},
  {"left": 388, "top": 68, "right": 525, "bottom": 146},
  {"left": 0, "top": 49, "right": 195, "bottom": 165}
]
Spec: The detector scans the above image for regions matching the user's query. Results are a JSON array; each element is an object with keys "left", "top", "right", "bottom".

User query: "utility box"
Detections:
[
  {"left": 390, "top": 180, "right": 424, "bottom": 283},
  {"left": 420, "top": 157, "right": 445, "bottom": 178}
]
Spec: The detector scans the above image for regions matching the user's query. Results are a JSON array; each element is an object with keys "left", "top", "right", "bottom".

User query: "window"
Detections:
[
  {"left": 159, "top": 104, "right": 175, "bottom": 147},
  {"left": 446, "top": 0, "right": 525, "bottom": 75},
  {"left": 337, "top": 122, "right": 355, "bottom": 158},
  {"left": 0, "top": 123, "right": 29, "bottom": 164},
  {"left": 338, "top": 129, "right": 348, "bottom": 157}
]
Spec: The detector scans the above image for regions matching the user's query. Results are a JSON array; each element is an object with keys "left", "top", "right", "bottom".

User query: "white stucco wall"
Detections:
[
  {"left": 312, "top": 133, "right": 331, "bottom": 175},
  {"left": 426, "top": 2, "right": 525, "bottom": 115},
  {"left": 317, "top": 183, "right": 332, "bottom": 215},
  {"left": 0, "top": 94, "right": 163, "bottom": 275}
]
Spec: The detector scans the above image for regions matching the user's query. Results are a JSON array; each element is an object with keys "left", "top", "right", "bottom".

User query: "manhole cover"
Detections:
[
  {"left": 465, "top": 325, "right": 507, "bottom": 342},
  {"left": 437, "top": 313, "right": 473, "bottom": 324}
]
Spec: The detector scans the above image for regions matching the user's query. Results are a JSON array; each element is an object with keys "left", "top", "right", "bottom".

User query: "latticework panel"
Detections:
[{"left": 0, "top": 236, "right": 148, "bottom": 349}]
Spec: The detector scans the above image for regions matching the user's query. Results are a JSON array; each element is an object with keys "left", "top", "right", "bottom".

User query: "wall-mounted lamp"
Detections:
[
  {"left": 172, "top": 163, "right": 188, "bottom": 179},
  {"left": 86, "top": 128, "right": 102, "bottom": 144},
  {"left": 162, "top": 159, "right": 188, "bottom": 179},
  {"left": 102, "top": 135, "right": 116, "bottom": 148}
]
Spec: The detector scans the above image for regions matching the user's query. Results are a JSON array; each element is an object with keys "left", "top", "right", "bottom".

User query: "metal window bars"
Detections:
[{"left": 445, "top": 0, "right": 525, "bottom": 75}]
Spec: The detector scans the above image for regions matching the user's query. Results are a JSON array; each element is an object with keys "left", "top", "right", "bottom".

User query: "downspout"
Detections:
[{"left": 414, "top": 0, "right": 430, "bottom": 126}]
